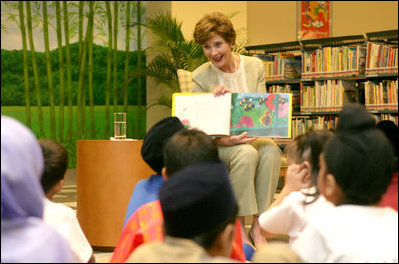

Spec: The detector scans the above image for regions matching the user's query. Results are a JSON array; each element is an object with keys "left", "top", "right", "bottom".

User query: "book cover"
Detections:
[
  {"left": 356, "top": 45, "right": 367, "bottom": 74},
  {"left": 282, "top": 58, "right": 301, "bottom": 78},
  {"left": 172, "top": 93, "right": 292, "bottom": 138}
]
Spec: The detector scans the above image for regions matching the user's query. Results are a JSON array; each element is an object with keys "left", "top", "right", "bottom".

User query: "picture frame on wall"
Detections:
[{"left": 297, "top": 1, "right": 332, "bottom": 40}]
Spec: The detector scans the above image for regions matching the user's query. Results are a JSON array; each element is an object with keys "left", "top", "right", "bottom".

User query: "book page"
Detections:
[
  {"left": 172, "top": 93, "right": 231, "bottom": 136},
  {"left": 230, "top": 93, "right": 292, "bottom": 138}
]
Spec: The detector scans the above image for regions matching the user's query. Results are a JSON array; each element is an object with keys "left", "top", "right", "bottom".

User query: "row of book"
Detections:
[
  {"left": 267, "top": 84, "right": 300, "bottom": 112},
  {"left": 272, "top": 113, "right": 397, "bottom": 145},
  {"left": 300, "top": 80, "right": 357, "bottom": 112},
  {"left": 364, "top": 79, "right": 398, "bottom": 111},
  {"left": 255, "top": 53, "right": 301, "bottom": 80},
  {"left": 255, "top": 42, "right": 398, "bottom": 79},
  {"left": 301, "top": 45, "right": 367, "bottom": 78},
  {"left": 291, "top": 115, "right": 338, "bottom": 137},
  {"left": 272, "top": 115, "right": 338, "bottom": 145},
  {"left": 376, "top": 114, "right": 398, "bottom": 125},
  {"left": 365, "top": 42, "right": 398, "bottom": 74}
]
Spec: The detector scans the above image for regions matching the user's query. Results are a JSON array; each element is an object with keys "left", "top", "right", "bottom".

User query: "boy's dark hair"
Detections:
[
  {"left": 191, "top": 204, "right": 238, "bottom": 250},
  {"left": 324, "top": 104, "right": 394, "bottom": 205},
  {"left": 39, "top": 139, "right": 68, "bottom": 194},
  {"left": 163, "top": 129, "right": 219, "bottom": 176}
]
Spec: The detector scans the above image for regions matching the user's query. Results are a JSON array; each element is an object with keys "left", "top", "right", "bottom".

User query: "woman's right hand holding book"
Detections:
[
  {"left": 214, "top": 132, "right": 257, "bottom": 146},
  {"left": 213, "top": 86, "right": 257, "bottom": 146},
  {"left": 213, "top": 85, "right": 232, "bottom": 96}
]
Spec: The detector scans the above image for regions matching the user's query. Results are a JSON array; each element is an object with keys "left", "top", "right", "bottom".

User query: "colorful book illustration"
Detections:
[{"left": 172, "top": 93, "right": 292, "bottom": 138}]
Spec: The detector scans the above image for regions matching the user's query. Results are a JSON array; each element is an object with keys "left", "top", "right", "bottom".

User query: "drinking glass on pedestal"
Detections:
[{"left": 114, "top": 112, "right": 127, "bottom": 140}]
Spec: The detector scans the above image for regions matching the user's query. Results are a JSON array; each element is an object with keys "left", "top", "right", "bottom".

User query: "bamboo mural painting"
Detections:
[
  {"left": 87, "top": 1, "right": 94, "bottom": 138},
  {"left": 62, "top": 1, "right": 73, "bottom": 141},
  {"left": 55, "top": 1, "right": 65, "bottom": 141},
  {"left": 1, "top": 1, "right": 147, "bottom": 168},
  {"left": 43, "top": 0, "right": 56, "bottom": 139},
  {"left": 105, "top": 1, "right": 113, "bottom": 138},
  {"left": 18, "top": 1, "right": 32, "bottom": 129},
  {"left": 76, "top": 1, "right": 84, "bottom": 138},
  {"left": 113, "top": 1, "right": 119, "bottom": 114},
  {"left": 26, "top": 1, "right": 45, "bottom": 138},
  {"left": 123, "top": 1, "right": 131, "bottom": 114}
]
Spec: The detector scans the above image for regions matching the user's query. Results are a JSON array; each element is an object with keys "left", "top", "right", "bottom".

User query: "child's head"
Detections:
[
  {"left": 141, "top": 117, "right": 185, "bottom": 174},
  {"left": 319, "top": 104, "right": 394, "bottom": 206},
  {"left": 163, "top": 128, "right": 219, "bottom": 177},
  {"left": 39, "top": 139, "right": 68, "bottom": 196},
  {"left": 285, "top": 128, "right": 333, "bottom": 184},
  {"left": 284, "top": 133, "right": 306, "bottom": 165},
  {"left": 159, "top": 161, "right": 238, "bottom": 256}
]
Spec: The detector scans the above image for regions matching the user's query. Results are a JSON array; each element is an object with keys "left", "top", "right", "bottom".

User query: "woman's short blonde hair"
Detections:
[{"left": 193, "top": 12, "right": 236, "bottom": 46}]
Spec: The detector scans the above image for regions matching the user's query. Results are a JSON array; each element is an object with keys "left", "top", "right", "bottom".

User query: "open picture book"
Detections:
[{"left": 172, "top": 92, "right": 292, "bottom": 138}]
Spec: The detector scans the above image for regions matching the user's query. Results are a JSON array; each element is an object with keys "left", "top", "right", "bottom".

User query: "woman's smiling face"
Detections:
[{"left": 202, "top": 34, "right": 233, "bottom": 72}]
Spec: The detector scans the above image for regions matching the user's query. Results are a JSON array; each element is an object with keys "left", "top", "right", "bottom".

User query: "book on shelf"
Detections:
[
  {"left": 301, "top": 44, "right": 367, "bottom": 78},
  {"left": 366, "top": 42, "right": 398, "bottom": 74},
  {"left": 300, "top": 80, "right": 358, "bottom": 112},
  {"left": 364, "top": 79, "right": 398, "bottom": 111},
  {"left": 282, "top": 58, "right": 301, "bottom": 79},
  {"left": 376, "top": 114, "right": 398, "bottom": 126},
  {"left": 291, "top": 115, "right": 339, "bottom": 139},
  {"left": 267, "top": 84, "right": 300, "bottom": 112},
  {"left": 172, "top": 92, "right": 292, "bottom": 138},
  {"left": 255, "top": 53, "right": 301, "bottom": 80}
]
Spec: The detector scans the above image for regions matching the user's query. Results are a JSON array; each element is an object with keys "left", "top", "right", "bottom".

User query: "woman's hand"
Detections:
[
  {"left": 213, "top": 85, "right": 232, "bottom": 97},
  {"left": 215, "top": 132, "right": 257, "bottom": 146}
]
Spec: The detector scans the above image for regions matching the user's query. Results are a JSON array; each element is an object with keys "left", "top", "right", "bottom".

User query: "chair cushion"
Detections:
[{"left": 177, "top": 69, "right": 193, "bottom": 93}]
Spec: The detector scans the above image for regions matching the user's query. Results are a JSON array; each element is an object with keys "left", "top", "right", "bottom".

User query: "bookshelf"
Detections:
[{"left": 246, "top": 30, "right": 398, "bottom": 146}]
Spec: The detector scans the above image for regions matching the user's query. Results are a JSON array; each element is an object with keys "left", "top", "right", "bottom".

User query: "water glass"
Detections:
[{"left": 114, "top": 112, "right": 127, "bottom": 140}]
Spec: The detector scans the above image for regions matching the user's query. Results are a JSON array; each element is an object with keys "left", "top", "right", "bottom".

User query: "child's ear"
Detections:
[
  {"left": 55, "top": 179, "right": 64, "bottom": 193},
  {"left": 50, "top": 179, "right": 64, "bottom": 196},
  {"left": 207, "top": 223, "right": 235, "bottom": 257},
  {"left": 161, "top": 167, "right": 168, "bottom": 181},
  {"left": 324, "top": 173, "right": 344, "bottom": 205}
]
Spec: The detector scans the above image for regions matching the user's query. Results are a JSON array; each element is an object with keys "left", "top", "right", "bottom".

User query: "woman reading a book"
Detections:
[{"left": 192, "top": 12, "right": 282, "bottom": 248}]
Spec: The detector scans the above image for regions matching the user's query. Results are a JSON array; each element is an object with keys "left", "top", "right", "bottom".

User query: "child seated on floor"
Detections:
[
  {"left": 257, "top": 128, "right": 334, "bottom": 245},
  {"left": 2, "top": 116, "right": 75, "bottom": 263},
  {"left": 126, "top": 161, "right": 240, "bottom": 263},
  {"left": 292, "top": 104, "right": 398, "bottom": 262},
  {"left": 39, "top": 139, "right": 95, "bottom": 263},
  {"left": 111, "top": 129, "right": 246, "bottom": 263},
  {"left": 123, "top": 117, "right": 185, "bottom": 228}
]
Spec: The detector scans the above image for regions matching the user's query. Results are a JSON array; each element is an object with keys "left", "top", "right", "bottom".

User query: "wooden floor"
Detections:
[{"left": 54, "top": 169, "right": 113, "bottom": 262}]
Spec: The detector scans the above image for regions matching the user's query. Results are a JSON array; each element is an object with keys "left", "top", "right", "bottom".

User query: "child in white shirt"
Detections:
[
  {"left": 292, "top": 104, "right": 398, "bottom": 262},
  {"left": 258, "top": 129, "right": 334, "bottom": 245},
  {"left": 39, "top": 139, "right": 95, "bottom": 263}
]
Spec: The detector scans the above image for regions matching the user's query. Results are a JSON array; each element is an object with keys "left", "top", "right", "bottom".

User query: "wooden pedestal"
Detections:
[{"left": 76, "top": 140, "right": 154, "bottom": 249}]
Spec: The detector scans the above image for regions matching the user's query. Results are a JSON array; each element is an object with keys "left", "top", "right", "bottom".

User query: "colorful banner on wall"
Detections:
[{"left": 299, "top": 1, "right": 330, "bottom": 39}]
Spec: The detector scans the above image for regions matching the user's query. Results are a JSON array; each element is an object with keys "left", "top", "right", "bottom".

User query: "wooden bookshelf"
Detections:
[{"left": 246, "top": 30, "right": 398, "bottom": 144}]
